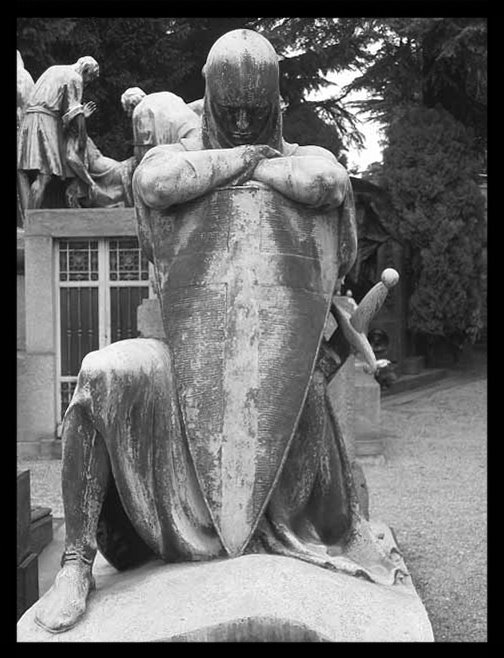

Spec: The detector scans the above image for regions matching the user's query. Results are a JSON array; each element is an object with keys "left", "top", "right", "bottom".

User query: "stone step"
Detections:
[
  {"left": 382, "top": 368, "right": 448, "bottom": 397},
  {"left": 17, "top": 552, "right": 39, "bottom": 621},
  {"left": 30, "top": 507, "right": 53, "bottom": 556}
]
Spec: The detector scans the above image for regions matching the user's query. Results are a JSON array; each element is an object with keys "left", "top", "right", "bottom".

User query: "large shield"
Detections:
[{"left": 148, "top": 183, "right": 340, "bottom": 556}]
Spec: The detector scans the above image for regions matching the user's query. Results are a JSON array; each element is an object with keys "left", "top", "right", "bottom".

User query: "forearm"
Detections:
[
  {"left": 133, "top": 146, "right": 261, "bottom": 209},
  {"left": 75, "top": 115, "right": 88, "bottom": 154},
  {"left": 252, "top": 156, "right": 349, "bottom": 208},
  {"left": 66, "top": 149, "right": 95, "bottom": 188}
]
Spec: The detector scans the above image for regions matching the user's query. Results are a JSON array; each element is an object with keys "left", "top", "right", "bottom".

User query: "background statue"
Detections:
[
  {"left": 64, "top": 85, "right": 203, "bottom": 209},
  {"left": 17, "top": 51, "right": 35, "bottom": 225},
  {"left": 121, "top": 86, "right": 200, "bottom": 163},
  {"left": 17, "top": 51, "right": 34, "bottom": 134},
  {"left": 17, "top": 56, "right": 99, "bottom": 209},
  {"left": 65, "top": 137, "right": 137, "bottom": 208},
  {"left": 64, "top": 101, "right": 136, "bottom": 208},
  {"left": 33, "top": 30, "right": 407, "bottom": 635},
  {"left": 187, "top": 97, "right": 203, "bottom": 117}
]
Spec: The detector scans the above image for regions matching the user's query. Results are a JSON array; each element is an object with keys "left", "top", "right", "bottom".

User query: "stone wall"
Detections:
[{"left": 17, "top": 208, "right": 137, "bottom": 458}]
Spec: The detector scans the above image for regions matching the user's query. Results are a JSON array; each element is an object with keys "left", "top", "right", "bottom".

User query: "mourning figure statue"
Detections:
[
  {"left": 34, "top": 30, "right": 407, "bottom": 634},
  {"left": 121, "top": 86, "right": 201, "bottom": 164},
  {"left": 64, "top": 100, "right": 136, "bottom": 209},
  {"left": 17, "top": 56, "right": 100, "bottom": 209},
  {"left": 65, "top": 84, "right": 203, "bottom": 209},
  {"left": 17, "top": 51, "right": 35, "bottom": 134},
  {"left": 17, "top": 51, "right": 35, "bottom": 225}
]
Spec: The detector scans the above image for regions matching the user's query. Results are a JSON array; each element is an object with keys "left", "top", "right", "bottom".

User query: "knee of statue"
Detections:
[{"left": 79, "top": 349, "right": 110, "bottom": 384}]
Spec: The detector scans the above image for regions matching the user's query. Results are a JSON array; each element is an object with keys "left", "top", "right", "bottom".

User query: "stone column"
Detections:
[
  {"left": 18, "top": 230, "right": 57, "bottom": 456},
  {"left": 328, "top": 354, "right": 356, "bottom": 461},
  {"left": 327, "top": 295, "right": 370, "bottom": 519}
]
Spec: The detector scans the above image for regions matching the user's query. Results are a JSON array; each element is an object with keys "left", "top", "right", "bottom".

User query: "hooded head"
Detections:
[
  {"left": 202, "top": 29, "right": 282, "bottom": 150},
  {"left": 121, "top": 87, "right": 147, "bottom": 117},
  {"left": 75, "top": 56, "right": 100, "bottom": 84}
]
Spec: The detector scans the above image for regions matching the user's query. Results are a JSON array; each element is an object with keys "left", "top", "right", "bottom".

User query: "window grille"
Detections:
[
  {"left": 59, "top": 240, "right": 99, "bottom": 281},
  {"left": 57, "top": 238, "right": 150, "bottom": 421},
  {"left": 109, "top": 238, "right": 149, "bottom": 281}
]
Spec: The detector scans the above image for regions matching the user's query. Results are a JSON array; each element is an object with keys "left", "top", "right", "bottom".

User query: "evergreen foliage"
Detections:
[
  {"left": 381, "top": 106, "right": 486, "bottom": 348},
  {"left": 346, "top": 17, "right": 487, "bottom": 158}
]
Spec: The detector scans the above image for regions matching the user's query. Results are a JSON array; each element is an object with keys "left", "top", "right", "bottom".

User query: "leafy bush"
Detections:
[{"left": 380, "top": 105, "right": 486, "bottom": 352}]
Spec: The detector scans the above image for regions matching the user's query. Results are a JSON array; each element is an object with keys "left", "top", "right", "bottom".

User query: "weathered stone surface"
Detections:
[
  {"left": 17, "top": 471, "right": 31, "bottom": 565},
  {"left": 17, "top": 523, "right": 433, "bottom": 642},
  {"left": 137, "top": 298, "right": 165, "bottom": 339},
  {"left": 354, "top": 360, "right": 384, "bottom": 457},
  {"left": 17, "top": 352, "right": 56, "bottom": 449}
]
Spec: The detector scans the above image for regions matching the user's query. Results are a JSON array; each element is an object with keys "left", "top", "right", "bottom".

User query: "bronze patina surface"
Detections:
[{"left": 23, "top": 29, "right": 422, "bottom": 639}]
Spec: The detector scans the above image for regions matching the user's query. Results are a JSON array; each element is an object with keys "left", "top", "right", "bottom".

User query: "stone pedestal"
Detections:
[
  {"left": 17, "top": 471, "right": 39, "bottom": 620},
  {"left": 137, "top": 298, "right": 165, "bottom": 339},
  {"left": 30, "top": 507, "right": 53, "bottom": 556},
  {"left": 327, "top": 355, "right": 355, "bottom": 460},
  {"left": 17, "top": 523, "right": 433, "bottom": 642},
  {"left": 17, "top": 470, "right": 31, "bottom": 565},
  {"left": 354, "top": 361, "right": 384, "bottom": 458}
]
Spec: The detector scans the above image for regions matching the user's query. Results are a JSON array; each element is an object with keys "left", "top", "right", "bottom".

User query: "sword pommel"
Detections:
[
  {"left": 332, "top": 268, "right": 400, "bottom": 375},
  {"left": 350, "top": 268, "right": 399, "bottom": 334}
]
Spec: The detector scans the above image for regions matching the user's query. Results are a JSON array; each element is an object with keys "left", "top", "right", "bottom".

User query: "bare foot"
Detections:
[{"left": 35, "top": 561, "right": 95, "bottom": 633}]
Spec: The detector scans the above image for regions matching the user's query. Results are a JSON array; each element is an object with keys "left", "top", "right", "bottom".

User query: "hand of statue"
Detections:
[
  {"left": 83, "top": 101, "right": 97, "bottom": 119},
  {"left": 243, "top": 144, "right": 282, "bottom": 167},
  {"left": 88, "top": 181, "right": 99, "bottom": 200},
  {"left": 231, "top": 144, "right": 282, "bottom": 186}
]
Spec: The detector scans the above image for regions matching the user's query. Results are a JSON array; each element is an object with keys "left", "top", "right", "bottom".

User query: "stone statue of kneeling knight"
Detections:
[{"left": 35, "top": 29, "right": 407, "bottom": 634}]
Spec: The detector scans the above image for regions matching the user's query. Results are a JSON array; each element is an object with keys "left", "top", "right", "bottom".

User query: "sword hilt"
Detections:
[
  {"left": 332, "top": 268, "right": 399, "bottom": 375},
  {"left": 350, "top": 268, "right": 399, "bottom": 334}
]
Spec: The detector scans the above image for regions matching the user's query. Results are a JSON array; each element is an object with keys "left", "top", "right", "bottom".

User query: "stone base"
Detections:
[
  {"left": 17, "top": 553, "right": 39, "bottom": 621},
  {"left": 17, "top": 439, "right": 62, "bottom": 460},
  {"left": 30, "top": 507, "right": 53, "bottom": 556},
  {"left": 17, "top": 524, "right": 433, "bottom": 642},
  {"left": 401, "top": 356, "right": 425, "bottom": 375}
]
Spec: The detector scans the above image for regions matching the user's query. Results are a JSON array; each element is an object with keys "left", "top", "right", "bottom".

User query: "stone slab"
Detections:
[
  {"left": 382, "top": 368, "right": 447, "bottom": 397},
  {"left": 354, "top": 367, "right": 381, "bottom": 427},
  {"left": 24, "top": 208, "right": 136, "bottom": 238},
  {"left": 137, "top": 298, "right": 165, "bottom": 339},
  {"left": 17, "top": 553, "right": 39, "bottom": 621},
  {"left": 30, "top": 509, "right": 53, "bottom": 556},
  {"left": 17, "top": 273, "right": 26, "bottom": 351},
  {"left": 17, "top": 352, "right": 56, "bottom": 446},
  {"left": 17, "top": 470, "right": 31, "bottom": 565},
  {"left": 17, "top": 523, "right": 433, "bottom": 642}
]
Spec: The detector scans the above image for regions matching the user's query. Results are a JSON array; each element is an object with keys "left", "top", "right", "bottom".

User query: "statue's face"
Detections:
[
  {"left": 83, "top": 66, "right": 99, "bottom": 85},
  {"left": 212, "top": 103, "right": 271, "bottom": 146}
]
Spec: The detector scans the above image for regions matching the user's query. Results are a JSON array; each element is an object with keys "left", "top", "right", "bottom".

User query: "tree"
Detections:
[
  {"left": 346, "top": 18, "right": 487, "bottom": 159},
  {"left": 380, "top": 105, "right": 486, "bottom": 356}
]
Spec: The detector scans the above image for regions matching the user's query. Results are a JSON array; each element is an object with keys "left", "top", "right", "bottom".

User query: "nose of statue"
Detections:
[{"left": 236, "top": 109, "right": 250, "bottom": 131}]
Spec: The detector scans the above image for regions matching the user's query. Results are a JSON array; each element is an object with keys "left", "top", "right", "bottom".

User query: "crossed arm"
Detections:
[
  {"left": 133, "top": 142, "right": 350, "bottom": 211},
  {"left": 252, "top": 145, "right": 350, "bottom": 209}
]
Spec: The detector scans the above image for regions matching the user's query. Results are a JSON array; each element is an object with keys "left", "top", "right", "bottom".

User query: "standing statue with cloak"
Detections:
[{"left": 33, "top": 29, "right": 408, "bottom": 635}]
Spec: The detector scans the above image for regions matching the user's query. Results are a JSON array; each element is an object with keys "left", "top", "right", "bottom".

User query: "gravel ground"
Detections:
[
  {"left": 366, "top": 373, "right": 487, "bottom": 642},
  {"left": 18, "top": 363, "right": 487, "bottom": 642},
  {"left": 18, "top": 459, "right": 64, "bottom": 518}
]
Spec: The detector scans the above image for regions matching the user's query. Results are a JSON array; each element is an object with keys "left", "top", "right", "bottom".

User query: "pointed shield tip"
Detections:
[{"left": 221, "top": 533, "right": 252, "bottom": 559}]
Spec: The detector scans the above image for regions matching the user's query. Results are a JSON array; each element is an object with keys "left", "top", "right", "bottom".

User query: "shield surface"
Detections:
[{"left": 148, "top": 184, "right": 340, "bottom": 555}]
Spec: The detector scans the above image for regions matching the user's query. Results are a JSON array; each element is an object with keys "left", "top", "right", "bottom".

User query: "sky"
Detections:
[{"left": 308, "top": 69, "right": 385, "bottom": 174}]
